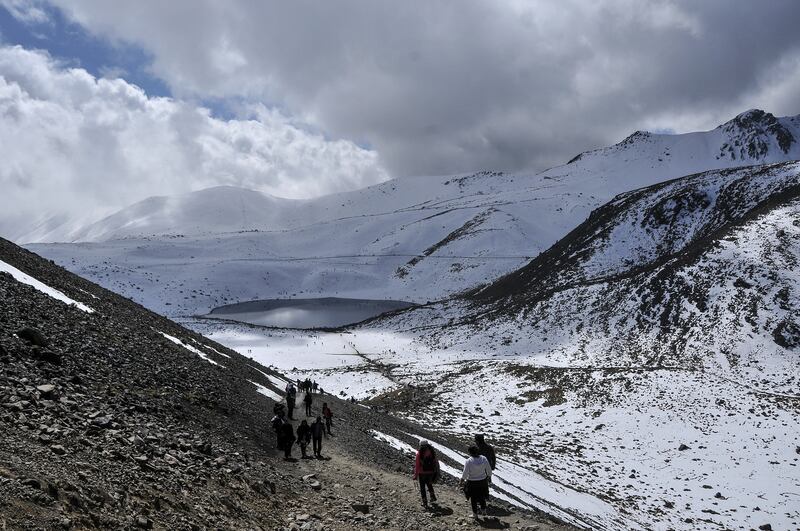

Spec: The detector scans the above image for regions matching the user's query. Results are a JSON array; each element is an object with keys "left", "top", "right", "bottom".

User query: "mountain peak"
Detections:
[
  {"left": 718, "top": 108, "right": 796, "bottom": 158},
  {"left": 728, "top": 108, "right": 776, "bottom": 127}
]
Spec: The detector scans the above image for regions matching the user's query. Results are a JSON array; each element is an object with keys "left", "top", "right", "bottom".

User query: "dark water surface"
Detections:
[{"left": 205, "top": 297, "right": 416, "bottom": 329}]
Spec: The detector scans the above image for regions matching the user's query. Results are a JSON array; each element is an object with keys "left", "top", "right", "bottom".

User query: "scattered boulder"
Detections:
[
  {"left": 50, "top": 445, "right": 67, "bottom": 456},
  {"left": 773, "top": 320, "right": 800, "bottom": 349},
  {"left": 16, "top": 327, "right": 48, "bottom": 347},
  {"left": 34, "top": 348, "right": 62, "bottom": 365},
  {"left": 135, "top": 516, "right": 153, "bottom": 529},
  {"left": 678, "top": 444, "right": 690, "bottom": 451},
  {"left": 36, "top": 384, "right": 57, "bottom": 398},
  {"left": 91, "top": 415, "right": 113, "bottom": 429}
]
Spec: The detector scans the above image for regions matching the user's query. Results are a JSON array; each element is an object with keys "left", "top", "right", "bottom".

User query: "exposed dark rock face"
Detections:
[
  {"left": 720, "top": 109, "right": 796, "bottom": 159},
  {"left": 0, "top": 238, "right": 291, "bottom": 529}
]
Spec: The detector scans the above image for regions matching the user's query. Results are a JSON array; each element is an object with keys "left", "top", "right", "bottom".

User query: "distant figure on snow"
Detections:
[
  {"left": 312, "top": 381, "right": 319, "bottom": 393},
  {"left": 322, "top": 402, "right": 333, "bottom": 436},
  {"left": 460, "top": 445, "right": 492, "bottom": 519},
  {"left": 303, "top": 391, "right": 313, "bottom": 417},
  {"left": 474, "top": 434, "right": 496, "bottom": 470},
  {"left": 296, "top": 419, "right": 311, "bottom": 458},
  {"left": 413, "top": 439, "right": 440, "bottom": 508},
  {"left": 311, "top": 416, "right": 325, "bottom": 458}
]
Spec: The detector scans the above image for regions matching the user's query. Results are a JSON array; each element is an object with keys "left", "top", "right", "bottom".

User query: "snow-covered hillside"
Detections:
[
  {"left": 27, "top": 110, "right": 800, "bottom": 317},
  {"left": 346, "top": 160, "right": 800, "bottom": 530},
  {"left": 206, "top": 161, "right": 800, "bottom": 530}
]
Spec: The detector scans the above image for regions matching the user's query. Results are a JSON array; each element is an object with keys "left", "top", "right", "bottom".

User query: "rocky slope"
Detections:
[{"left": 0, "top": 237, "right": 571, "bottom": 530}]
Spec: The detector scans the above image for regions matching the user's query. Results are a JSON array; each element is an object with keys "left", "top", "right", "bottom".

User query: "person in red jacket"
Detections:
[{"left": 413, "top": 439, "right": 440, "bottom": 508}]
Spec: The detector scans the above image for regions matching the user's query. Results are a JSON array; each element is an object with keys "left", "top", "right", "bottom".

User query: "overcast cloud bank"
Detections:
[
  {"left": 1, "top": 1, "right": 800, "bottom": 239},
  {"left": 0, "top": 45, "right": 388, "bottom": 240}
]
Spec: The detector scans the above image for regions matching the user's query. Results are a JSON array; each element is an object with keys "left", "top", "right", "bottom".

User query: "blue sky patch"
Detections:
[{"left": 0, "top": 3, "right": 170, "bottom": 98}]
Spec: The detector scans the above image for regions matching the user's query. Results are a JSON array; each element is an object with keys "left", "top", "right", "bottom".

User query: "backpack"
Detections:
[
  {"left": 421, "top": 447, "right": 437, "bottom": 473},
  {"left": 271, "top": 415, "right": 283, "bottom": 431}
]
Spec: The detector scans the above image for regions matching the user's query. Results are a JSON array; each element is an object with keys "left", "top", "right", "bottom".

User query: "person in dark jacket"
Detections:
[
  {"left": 285, "top": 383, "right": 297, "bottom": 420},
  {"left": 296, "top": 420, "right": 311, "bottom": 458},
  {"left": 281, "top": 421, "right": 296, "bottom": 459},
  {"left": 413, "top": 440, "right": 439, "bottom": 508},
  {"left": 474, "top": 434, "right": 496, "bottom": 470},
  {"left": 310, "top": 416, "right": 325, "bottom": 458},
  {"left": 322, "top": 403, "right": 333, "bottom": 436},
  {"left": 303, "top": 392, "right": 313, "bottom": 417},
  {"left": 271, "top": 409, "right": 286, "bottom": 450}
]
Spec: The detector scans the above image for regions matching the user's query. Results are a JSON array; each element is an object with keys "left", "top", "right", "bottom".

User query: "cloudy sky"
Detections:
[{"left": 1, "top": 0, "right": 799, "bottom": 239}]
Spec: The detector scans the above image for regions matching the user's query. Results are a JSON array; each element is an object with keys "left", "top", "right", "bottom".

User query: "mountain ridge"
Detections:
[{"left": 18, "top": 109, "right": 800, "bottom": 245}]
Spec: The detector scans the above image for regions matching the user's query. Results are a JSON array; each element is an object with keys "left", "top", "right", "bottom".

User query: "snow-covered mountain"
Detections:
[
  {"left": 26, "top": 110, "right": 800, "bottom": 317},
  {"left": 183, "top": 159, "right": 800, "bottom": 531},
  {"left": 357, "top": 160, "right": 800, "bottom": 530},
  {"left": 27, "top": 109, "right": 800, "bottom": 245}
]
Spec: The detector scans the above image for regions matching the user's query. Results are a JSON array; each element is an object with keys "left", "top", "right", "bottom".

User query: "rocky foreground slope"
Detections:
[{"left": 0, "top": 237, "right": 571, "bottom": 530}]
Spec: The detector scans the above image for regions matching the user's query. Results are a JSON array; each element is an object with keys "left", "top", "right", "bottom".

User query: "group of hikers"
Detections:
[
  {"left": 270, "top": 380, "right": 333, "bottom": 460},
  {"left": 413, "top": 434, "right": 497, "bottom": 519},
  {"left": 269, "top": 378, "right": 500, "bottom": 520}
]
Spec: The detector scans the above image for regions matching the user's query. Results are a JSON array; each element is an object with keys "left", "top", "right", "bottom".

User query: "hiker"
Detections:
[
  {"left": 322, "top": 402, "right": 333, "bottom": 436},
  {"left": 413, "top": 439, "right": 440, "bottom": 508},
  {"left": 303, "top": 391, "right": 313, "bottom": 417},
  {"left": 311, "top": 416, "right": 325, "bottom": 458},
  {"left": 270, "top": 408, "right": 286, "bottom": 450},
  {"left": 475, "top": 434, "right": 497, "bottom": 470},
  {"left": 285, "top": 383, "right": 297, "bottom": 420},
  {"left": 459, "top": 445, "right": 492, "bottom": 519},
  {"left": 296, "top": 420, "right": 311, "bottom": 458},
  {"left": 312, "top": 381, "right": 318, "bottom": 393},
  {"left": 280, "top": 421, "right": 296, "bottom": 460},
  {"left": 304, "top": 378, "right": 312, "bottom": 393}
]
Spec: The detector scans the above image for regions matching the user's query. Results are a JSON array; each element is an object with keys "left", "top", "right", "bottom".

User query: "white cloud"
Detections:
[
  {"left": 0, "top": 45, "right": 389, "bottom": 240},
  {"left": 0, "top": 0, "right": 50, "bottom": 23}
]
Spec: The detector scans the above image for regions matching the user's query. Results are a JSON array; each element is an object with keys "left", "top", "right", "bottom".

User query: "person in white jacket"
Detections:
[{"left": 459, "top": 445, "right": 492, "bottom": 518}]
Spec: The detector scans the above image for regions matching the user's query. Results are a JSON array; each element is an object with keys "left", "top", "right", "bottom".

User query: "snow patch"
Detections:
[
  {"left": 249, "top": 380, "right": 282, "bottom": 401},
  {"left": 158, "top": 331, "right": 221, "bottom": 366},
  {"left": 0, "top": 259, "right": 94, "bottom": 313}
]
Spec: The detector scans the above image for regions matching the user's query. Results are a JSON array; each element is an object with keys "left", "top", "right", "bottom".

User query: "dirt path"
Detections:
[{"left": 272, "top": 429, "right": 574, "bottom": 531}]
